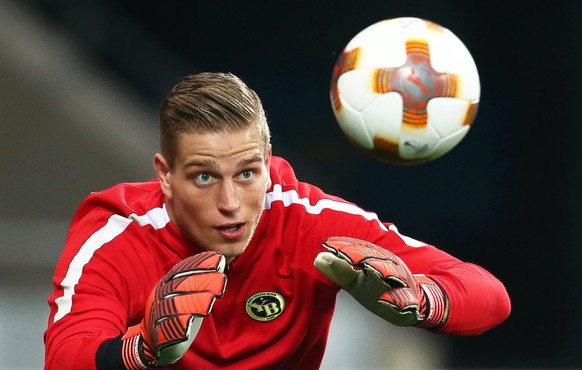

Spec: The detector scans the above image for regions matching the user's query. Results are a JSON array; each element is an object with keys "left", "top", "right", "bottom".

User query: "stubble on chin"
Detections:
[{"left": 223, "top": 207, "right": 264, "bottom": 262}]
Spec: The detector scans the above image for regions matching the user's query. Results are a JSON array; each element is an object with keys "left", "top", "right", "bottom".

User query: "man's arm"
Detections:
[
  {"left": 46, "top": 252, "right": 226, "bottom": 370},
  {"left": 314, "top": 236, "right": 510, "bottom": 335}
]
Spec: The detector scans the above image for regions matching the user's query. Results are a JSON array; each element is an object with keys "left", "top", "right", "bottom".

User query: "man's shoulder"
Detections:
[
  {"left": 78, "top": 179, "right": 163, "bottom": 216},
  {"left": 269, "top": 155, "right": 302, "bottom": 188},
  {"left": 93, "top": 178, "right": 158, "bottom": 193},
  {"left": 267, "top": 156, "right": 349, "bottom": 208}
]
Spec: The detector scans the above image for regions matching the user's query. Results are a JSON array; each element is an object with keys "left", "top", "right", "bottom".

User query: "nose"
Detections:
[{"left": 217, "top": 179, "right": 240, "bottom": 213}]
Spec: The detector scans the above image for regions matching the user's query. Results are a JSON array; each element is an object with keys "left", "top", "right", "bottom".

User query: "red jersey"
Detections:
[{"left": 44, "top": 156, "right": 510, "bottom": 369}]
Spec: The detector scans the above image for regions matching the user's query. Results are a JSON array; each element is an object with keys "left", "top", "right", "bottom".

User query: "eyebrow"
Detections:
[
  {"left": 239, "top": 155, "right": 263, "bottom": 166},
  {"left": 183, "top": 155, "right": 263, "bottom": 169},
  {"left": 184, "top": 158, "right": 216, "bottom": 168}
]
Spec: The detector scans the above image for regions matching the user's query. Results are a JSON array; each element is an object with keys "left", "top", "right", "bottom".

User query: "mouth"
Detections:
[{"left": 216, "top": 223, "right": 245, "bottom": 239}]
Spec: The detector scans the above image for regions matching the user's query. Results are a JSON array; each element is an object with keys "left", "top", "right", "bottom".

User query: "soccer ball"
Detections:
[{"left": 330, "top": 17, "right": 480, "bottom": 165}]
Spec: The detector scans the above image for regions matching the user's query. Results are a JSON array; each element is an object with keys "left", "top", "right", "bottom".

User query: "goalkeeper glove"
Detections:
[
  {"left": 314, "top": 236, "right": 448, "bottom": 329},
  {"left": 121, "top": 251, "right": 227, "bottom": 369}
]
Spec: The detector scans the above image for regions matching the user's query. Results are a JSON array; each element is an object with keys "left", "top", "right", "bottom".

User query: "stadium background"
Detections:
[{"left": 0, "top": 0, "right": 579, "bottom": 368}]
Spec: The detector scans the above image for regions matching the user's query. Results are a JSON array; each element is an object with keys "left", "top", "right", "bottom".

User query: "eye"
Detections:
[
  {"left": 239, "top": 170, "right": 255, "bottom": 181},
  {"left": 194, "top": 172, "right": 214, "bottom": 185}
]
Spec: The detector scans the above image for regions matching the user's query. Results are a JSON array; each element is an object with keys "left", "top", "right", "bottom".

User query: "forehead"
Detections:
[{"left": 175, "top": 127, "right": 265, "bottom": 164}]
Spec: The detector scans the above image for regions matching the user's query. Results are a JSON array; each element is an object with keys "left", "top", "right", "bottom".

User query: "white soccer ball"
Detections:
[{"left": 330, "top": 17, "right": 480, "bottom": 164}]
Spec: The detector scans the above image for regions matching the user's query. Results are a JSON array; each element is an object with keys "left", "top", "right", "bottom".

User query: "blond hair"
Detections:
[{"left": 159, "top": 72, "right": 270, "bottom": 168}]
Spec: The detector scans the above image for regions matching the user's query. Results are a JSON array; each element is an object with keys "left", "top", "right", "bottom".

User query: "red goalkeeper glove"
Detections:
[
  {"left": 314, "top": 236, "right": 448, "bottom": 329},
  {"left": 121, "top": 251, "right": 227, "bottom": 369}
]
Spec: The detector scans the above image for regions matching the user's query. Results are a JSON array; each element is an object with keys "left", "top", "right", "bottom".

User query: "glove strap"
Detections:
[
  {"left": 121, "top": 324, "right": 158, "bottom": 369},
  {"left": 414, "top": 274, "right": 449, "bottom": 329}
]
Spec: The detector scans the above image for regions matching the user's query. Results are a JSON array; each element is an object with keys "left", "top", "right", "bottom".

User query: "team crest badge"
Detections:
[{"left": 245, "top": 292, "right": 285, "bottom": 321}]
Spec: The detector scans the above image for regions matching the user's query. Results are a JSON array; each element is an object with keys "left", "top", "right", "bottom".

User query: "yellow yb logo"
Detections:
[{"left": 245, "top": 292, "right": 285, "bottom": 321}]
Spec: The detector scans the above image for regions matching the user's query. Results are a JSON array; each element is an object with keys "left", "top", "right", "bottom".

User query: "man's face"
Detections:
[{"left": 155, "top": 127, "right": 271, "bottom": 263}]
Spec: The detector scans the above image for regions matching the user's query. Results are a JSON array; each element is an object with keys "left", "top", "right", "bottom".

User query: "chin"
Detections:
[{"left": 216, "top": 243, "right": 247, "bottom": 260}]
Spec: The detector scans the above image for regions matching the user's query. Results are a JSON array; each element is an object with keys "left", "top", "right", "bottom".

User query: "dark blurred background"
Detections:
[{"left": 1, "top": 0, "right": 580, "bottom": 368}]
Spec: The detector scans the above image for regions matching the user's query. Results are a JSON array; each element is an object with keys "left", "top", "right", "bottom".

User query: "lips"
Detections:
[{"left": 216, "top": 223, "right": 245, "bottom": 239}]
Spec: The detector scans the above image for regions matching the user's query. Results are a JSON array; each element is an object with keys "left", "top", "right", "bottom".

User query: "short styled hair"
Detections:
[{"left": 159, "top": 72, "right": 270, "bottom": 168}]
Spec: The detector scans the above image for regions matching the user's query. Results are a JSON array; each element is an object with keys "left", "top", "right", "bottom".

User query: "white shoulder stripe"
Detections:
[
  {"left": 265, "top": 184, "right": 388, "bottom": 231},
  {"left": 53, "top": 206, "right": 170, "bottom": 323},
  {"left": 265, "top": 184, "right": 426, "bottom": 247},
  {"left": 129, "top": 204, "right": 171, "bottom": 229}
]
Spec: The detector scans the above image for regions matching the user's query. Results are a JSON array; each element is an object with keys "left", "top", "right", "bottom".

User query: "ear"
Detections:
[{"left": 153, "top": 153, "right": 172, "bottom": 198}]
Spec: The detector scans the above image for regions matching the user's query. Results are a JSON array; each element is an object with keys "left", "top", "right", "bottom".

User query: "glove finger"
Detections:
[
  {"left": 363, "top": 259, "right": 408, "bottom": 288},
  {"left": 157, "top": 315, "right": 204, "bottom": 366},
  {"left": 323, "top": 237, "right": 411, "bottom": 289},
  {"left": 377, "top": 288, "right": 422, "bottom": 326},
  {"left": 154, "top": 313, "right": 199, "bottom": 346},
  {"left": 323, "top": 236, "right": 400, "bottom": 268},
  {"left": 156, "top": 271, "right": 227, "bottom": 303},
  {"left": 150, "top": 288, "right": 224, "bottom": 361},
  {"left": 323, "top": 236, "right": 390, "bottom": 266},
  {"left": 166, "top": 252, "right": 226, "bottom": 282},
  {"left": 314, "top": 251, "right": 360, "bottom": 287},
  {"left": 169, "top": 280, "right": 226, "bottom": 315},
  {"left": 176, "top": 272, "right": 227, "bottom": 296},
  {"left": 379, "top": 288, "right": 419, "bottom": 312},
  {"left": 376, "top": 302, "right": 421, "bottom": 327}
]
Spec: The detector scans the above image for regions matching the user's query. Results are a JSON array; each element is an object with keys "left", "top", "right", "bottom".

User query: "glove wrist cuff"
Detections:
[
  {"left": 121, "top": 325, "right": 157, "bottom": 369},
  {"left": 415, "top": 275, "right": 449, "bottom": 329}
]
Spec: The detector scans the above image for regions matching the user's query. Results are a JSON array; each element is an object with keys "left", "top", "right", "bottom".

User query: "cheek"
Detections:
[
  {"left": 259, "top": 175, "right": 271, "bottom": 199},
  {"left": 242, "top": 182, "right": 268, "bottom": 208},
  {"left": 170, "top": 183, "right": 201, "bottom": 214},
  {"left": 174, "top": 193, "right": 209, "bottom": 228}
]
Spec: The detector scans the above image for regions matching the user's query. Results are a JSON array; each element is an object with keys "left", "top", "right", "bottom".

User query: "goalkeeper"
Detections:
[{"left": 44, "top": 72, "right": 510, "bottom": 369}]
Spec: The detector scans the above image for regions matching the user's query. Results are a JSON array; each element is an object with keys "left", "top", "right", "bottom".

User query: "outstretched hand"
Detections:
[{"left": 314, "top": 236, "right": 447, "bottom": 328}]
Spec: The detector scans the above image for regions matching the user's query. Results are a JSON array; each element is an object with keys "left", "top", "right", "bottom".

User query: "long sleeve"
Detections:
[
  {"left": 44, "top": 182, "right": 180, "bottom": 370},
  {"left": 428, "top": 261, "right": 511, "bottom": 335}
]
